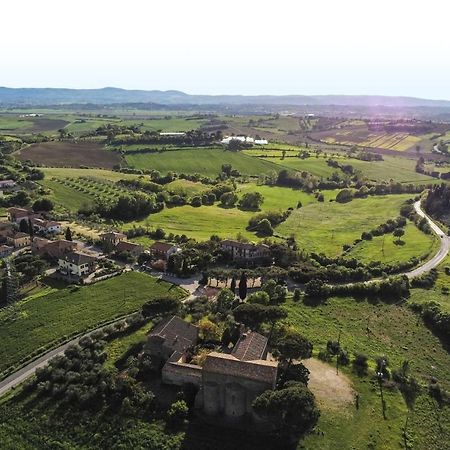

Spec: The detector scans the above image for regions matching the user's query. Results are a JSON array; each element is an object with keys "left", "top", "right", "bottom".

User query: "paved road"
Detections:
[
  {"left": 405, "top": 201, "right": 450, "bottom": 279},
  {"left": 0, "top": 202, "right": 448, "bottom": 399}
]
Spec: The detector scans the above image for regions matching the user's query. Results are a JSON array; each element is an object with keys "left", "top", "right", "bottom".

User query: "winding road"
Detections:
[{"left": 0, "top": 202, "right": 448, "bottom": 399}]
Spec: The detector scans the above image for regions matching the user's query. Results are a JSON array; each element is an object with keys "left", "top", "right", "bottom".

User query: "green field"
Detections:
[
  {"left": 40, "top": 167, "right": 141, "bottom": 181},
  {"left": 347, "top": 222, "right": 438, "bottom": 264},
  {"left": 0, "top": 272, "right": 185, "bottom": 376},
  {"left": 276, "top": 194, "right": 415, "bottom": 255},
  {"left": 124, "top": 148, "right": 280, "bottom": 176},
  {"left": 267, "top": 157, "right": 344, "bottom": 178},
  {"left": 165, "top": 179, "right": 211, "bottom": 197}
]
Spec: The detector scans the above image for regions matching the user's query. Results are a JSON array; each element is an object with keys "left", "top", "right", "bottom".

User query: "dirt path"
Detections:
[{"left": 303, "top": 358, "right": 355, "bottom": 411}]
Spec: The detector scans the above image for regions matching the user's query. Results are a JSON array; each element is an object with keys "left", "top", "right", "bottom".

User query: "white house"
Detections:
[
  {"left": 221, "top": 136, "right": 268, "bottom": 145},
  {"left": 58, "top": 251, "right": 97, "bottom": 278},
  {"left": 31, "top": 218, "right": 61, "bottom": 235}
]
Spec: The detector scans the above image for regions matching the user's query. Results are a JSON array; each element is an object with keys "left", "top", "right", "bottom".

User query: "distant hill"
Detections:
[{"left": 1, "top": 86, "right": 450, "bottom": 108}]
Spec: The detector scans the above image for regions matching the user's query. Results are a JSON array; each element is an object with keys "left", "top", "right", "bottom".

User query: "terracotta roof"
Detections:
[
  {"left": 231, "top": 331, "right": 268, "bottom": 361},
  {"left": 100, "top": 231, "right": 126, "bottom": 239},
  {"left": 45, "top": 240, "right": 77, "bottom": 259},
  {"left": 203, "top": 352, "right": 278, "bottom": 385},
  {"left": 31, "top": 218, "right": 60, "bottom": 228},
  {"left": 150, "top": 242, "right": 176, "bottom": 253},
  {"left": 60, "top": 251, "right": 96, "bottom": 266},
  {"left": 7, "top": 207, "right": 32, "bottom": 217},
  {"left": 116, "top": 241, "right": 143, "bottom": 253},
  {"left": 148, "top": 316, "right": 198, "bottom": 354}
]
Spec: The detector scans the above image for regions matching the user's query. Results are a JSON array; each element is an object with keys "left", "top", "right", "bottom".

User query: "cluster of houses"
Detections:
[{"left": 146, "top": 315, "right": 278, "bottom": 426}]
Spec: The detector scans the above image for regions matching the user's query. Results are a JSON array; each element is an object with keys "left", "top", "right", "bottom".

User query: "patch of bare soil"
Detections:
[
  {"left": 303, "top": 358, "right": 355, "bottom": 412},
  {"left": 16, "top": 141, "right": 122, "bottom": 169}
]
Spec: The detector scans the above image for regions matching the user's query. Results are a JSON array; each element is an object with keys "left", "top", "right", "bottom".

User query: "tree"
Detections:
[
  {"left": 190, "top": 196, "right": 202, "bottom": 207},
  {"left": 219, "top": 191, "right": 238, "bottom": 208},
  {"left": 19, "top": 219, "right": 29, "bottom": 234},
  {"left": 256, "top": 218, "right": 273, "bottom": 236},
  {"left": 352, "top": 353, "right": 368, "bottom": 376},
  {"left": 393, "top": 228, "right": 405, "bottom": 238},
  {"left": 238, "top": 192, "right": 264, "bottom": 210},
  {"left": 335, "top": 189, "right": 354, "bottom": 203},
  {"left": 142, "top": 297, "right": 180, "bottom": 318},
  {"left": 198, "top": 317, "right": 220, "bottom": 341},
  {"left": 277, "top": 331, "right": 313, "bottom": 370},
  {"left": 167, "top": 399, "right": 188, "bottom": 428},
  {"left": 28, "top": 219, "right": 34, "bottom": 238},
  {"left": 230, "top": 276, "right": 236, "bottom": 294},
  {"left": 233, "top": 303, "right": 267, "bottom": 330},
  {"left": 247, "top": 291, "right": 270, "bottom": 305},
  {"left": 238, "top": 272, "right": 248, "bottom": 300},
  {"left": 32, "top": 198, "right": 54, "bottom": 212},
  {"left": 215, "top": 289, "right": 235, "bottom": 314},
  {"left": 252, "top": 384, "right": 320, "bottom": 437},
  {"left": 65, "top": 227, "right": 73, "bottom": 241}
]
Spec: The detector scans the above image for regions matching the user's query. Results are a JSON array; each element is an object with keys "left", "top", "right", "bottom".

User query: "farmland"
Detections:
[
  {"left": 124, "top": 147, "right": 279, "bottom": 176},
  {"left": 15, "top": 141, "right": 123, "bottom": 169},
  {"left": 0, "top": 271, "right": 185, "bottom": 376}
]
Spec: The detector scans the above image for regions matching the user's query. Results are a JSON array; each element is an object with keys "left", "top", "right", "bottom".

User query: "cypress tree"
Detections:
[{"left": 239, "top": 272, "right": 247, "bottom": 300}]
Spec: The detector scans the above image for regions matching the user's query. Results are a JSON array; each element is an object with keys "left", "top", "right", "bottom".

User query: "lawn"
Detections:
[
  {"left": 124, "top": 148, "right": 280, "bottom": 177},
  {"left": 0, "top": 272, "right": 185, "bottom": 377},
  {"left": 276, "top": 194, "right": 415, "bottom": 255},
  {"left": 346, "top": 222, "right": 438, "bottom": 264}
]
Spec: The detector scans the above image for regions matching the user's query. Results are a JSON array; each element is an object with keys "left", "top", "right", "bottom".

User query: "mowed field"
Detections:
[
  {"left": 0, "top": 272, "right": 185, "bottom": 376},
  {"left": 276, "top": 194, "right": 415, "bottom": 255},
  {"left": 124, "top": 148, "right": 280, "bottom": 176},
  {"left": 15, "top": 142, "right": 123, "bottom": 169},
  {"left": 346, "top": 222, "right": 438, "bottom": 264}
]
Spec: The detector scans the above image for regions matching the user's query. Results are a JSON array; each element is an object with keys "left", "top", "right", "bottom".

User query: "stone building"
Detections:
[
  {"left": 220, "top": 239, "right": 270, "bottom": 262},
  {"left": 145, "top": 316, "right": 278, "bottom": 425}
]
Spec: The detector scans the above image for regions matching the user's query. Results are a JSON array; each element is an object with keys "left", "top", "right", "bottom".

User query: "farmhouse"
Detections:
[
  {"left": 31, "top": 218, "right": 61, "bottom": 235},
  {"left": 58, "top": 251, "right": 97, "bottom": 278},
  {"left": 31, "top": 237, "right": 78, "bottom": 260},
  {"left": 99, "top": 231, "right": 126, "bottom": 247},
  {"left": 146, "top": 316, "right": 278, "bottom": 424},
  {"left": 221, "top": 136, "right": 268, "bottom": 145},
  {"left": 149, "top": 242, "right": 180, "bottom": 261},
  {"left": 220, "top": 240, "right": 270, "bottom": 262},
  {"left": 115, "top": 240, "right": 144, "bottom": 257},
  {"left": 7, "top": 207, "right": 40, "bottom": 224},
  {"left": 6, "top": 232, "right": 31, "bottom": 248}
]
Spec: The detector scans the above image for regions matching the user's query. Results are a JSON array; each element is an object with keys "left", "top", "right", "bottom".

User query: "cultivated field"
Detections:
[
  {"left": 0, "top": 272, "right": 185, "bottom": 376},
  {"left": 15, "top": 142, "right": 123, "bottom": 169},
  {"left": 124, "top": 148, "right": 279, "bottom": 176}
]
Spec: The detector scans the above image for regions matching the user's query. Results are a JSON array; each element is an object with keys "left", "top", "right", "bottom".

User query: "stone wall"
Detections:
[{"left": 162, "top": 361, "right": 202, "bottom": 387}]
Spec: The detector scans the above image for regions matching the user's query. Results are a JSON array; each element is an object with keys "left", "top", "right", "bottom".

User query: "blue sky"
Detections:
[{"left": 2, "top": 0, "right": 450, "bottom": 99}]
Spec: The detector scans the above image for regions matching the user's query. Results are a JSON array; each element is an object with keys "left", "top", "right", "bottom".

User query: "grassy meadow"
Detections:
[{"left": 276, "top": 194, "right": 415, "bottom": 255}]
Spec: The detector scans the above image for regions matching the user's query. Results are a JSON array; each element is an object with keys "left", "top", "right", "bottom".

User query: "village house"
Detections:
[
  {"left": 220, "top": 240, "right": 270, "bottom": 262},
  {"left": 0, "top": 244, "right": 14, "bottom": 258},
  {"left": 115, "top": 240, "right": 144, "bottom": 257},
  {"left": 31, "top": 218, "right": 61, "bottom": 235},
  {"left": 58, "top": 251, "right": 97, "bottom": 278},
  {"left": 6, "top": 231, "right": 31, "bottom": 248},
  {"left": 7, "top": 207, "right": 40, "bottom": 224},
  {"left": 31, "top": 237, "right": 78, "bottom": 260},
  {"left": 149, "top": 242, "right": 180, "bottom": 261},
  {"left": 146, "top": 316, "right": 278, "bottom": 424},
  {"left": 99, "top": 231, "right": 126, "bottom": 247}
]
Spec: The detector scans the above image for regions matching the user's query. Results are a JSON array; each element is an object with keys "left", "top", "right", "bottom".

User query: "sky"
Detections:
[{"left": 2, "top": 0, "right": 450, "bottom": 99}]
